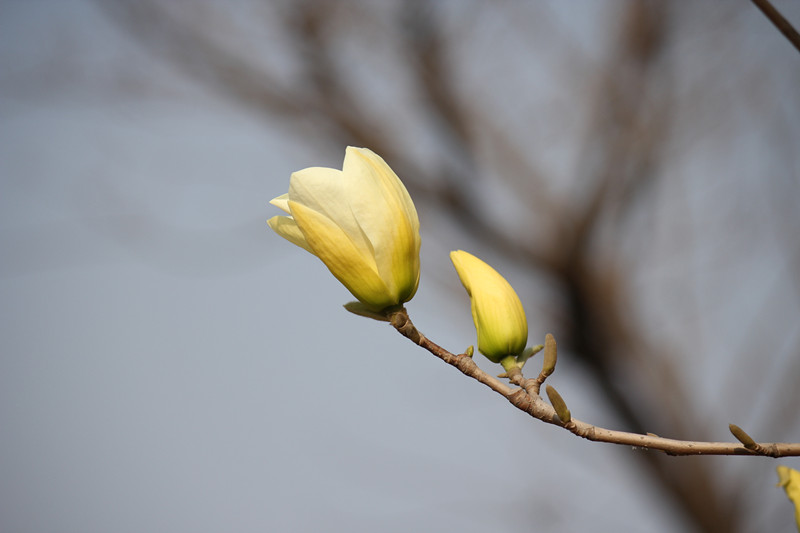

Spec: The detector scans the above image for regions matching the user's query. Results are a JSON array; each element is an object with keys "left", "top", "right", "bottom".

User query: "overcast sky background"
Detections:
[{"left": 1, "top": 1, "right": 799, "bottom": 532}]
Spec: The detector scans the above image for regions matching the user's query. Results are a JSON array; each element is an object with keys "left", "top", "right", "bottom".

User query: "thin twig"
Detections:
[
  {"left": 389, "top": 307, "right": 800, "bottom": 457},
  {"left": 388, "top": 308, "right": 512, "bottom": 396},
  {"left": 752, "top": 0, "right": 800, "bottom": 54}
]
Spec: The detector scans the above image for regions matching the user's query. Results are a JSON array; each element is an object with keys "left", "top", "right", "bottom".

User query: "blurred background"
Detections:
[{"left": 1, "top": 1, "right": 799, "bottom": 532}]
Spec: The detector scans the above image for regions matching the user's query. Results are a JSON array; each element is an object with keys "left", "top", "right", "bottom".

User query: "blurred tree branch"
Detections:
[
  {"left": 99, "top": 1, "right": 800, "bottom": 531},
  {"left": 752, "top": 0, "right": 800, "bottom": 53}
]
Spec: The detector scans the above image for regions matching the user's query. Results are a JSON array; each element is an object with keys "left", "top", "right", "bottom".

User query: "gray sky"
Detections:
[{"left": 1, "top": 1, "right": 797, "bottom": 532}]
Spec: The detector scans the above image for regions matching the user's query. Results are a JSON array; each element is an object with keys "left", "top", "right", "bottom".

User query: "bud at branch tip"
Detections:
[{"left": 542, "top": 333, "right": 557, "bottom": 377}]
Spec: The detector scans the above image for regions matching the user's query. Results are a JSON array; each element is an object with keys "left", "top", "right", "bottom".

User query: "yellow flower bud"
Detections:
[
  {"left": 777, "top": 466, "right": 800, "bottom": 530},
  {"left": 450, "top": 250, "right": 528, "bottom": 363},
  {"left": 268, "top": 147, "right": 421, "bottom": 312}
]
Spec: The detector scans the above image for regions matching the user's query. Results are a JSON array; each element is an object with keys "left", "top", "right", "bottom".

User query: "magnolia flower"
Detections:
[
  {"left": 268, "top": 147, "right": 421, "bottom": 314},
  {"left": 450, "top": 250, "right": 528, "bottom": 365},
  {"left": 777, "top": 466, "right": 800, "bottom": 530}
]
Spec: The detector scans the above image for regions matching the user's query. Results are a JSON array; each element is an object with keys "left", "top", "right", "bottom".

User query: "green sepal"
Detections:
[
  {"left": 516, "top": 344, "right": 543, "bottom": 369},
  {"left": 343, "top": 301, "right": 391, "bottom": 321}
]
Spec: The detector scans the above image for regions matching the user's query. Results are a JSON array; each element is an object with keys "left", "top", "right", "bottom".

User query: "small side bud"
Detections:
[
  {"left": 541, "top": 333, "right": 557, "bottom": 377},
  {"left": 465, "top": 345, "right": 474, "bottom": 358},
  {"left": 729, "top": 424, "right": 757, "bottom": 450},
  {"left": 546, "top": 384, "right": 571, "bottom": 423}
]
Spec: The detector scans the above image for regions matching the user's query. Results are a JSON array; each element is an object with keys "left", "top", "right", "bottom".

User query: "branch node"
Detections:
[
  {"left": 573, "top": 423, "right": 596, "bottom": 441},
  {"left": 507, "top": 388, "right": 534, "bottom": 414}
]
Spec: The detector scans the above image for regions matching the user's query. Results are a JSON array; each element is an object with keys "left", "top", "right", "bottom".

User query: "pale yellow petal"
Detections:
[
  {"left": 289, "top": 200, "right": 395, "bottom": 309},
  {"left": 342, "top": 147, "right": 421, "bottom": 302},
  {"left": 450, "top": 250, "right": 528, "bottom": 363},
  {"left": 344, "top": 147, "right": 419, "bottom": 230},
  {"left": 288, "top": 166, "right": 376, "bottom": 264},
  {"left": 777, "top": 466, "right": 800, "bottom": 530},
  {"left": 269, "top": 193, "right": 291, "bottom": 214},
  {"left": 267, "top": 215, "right": 313, "bottom": 254}
]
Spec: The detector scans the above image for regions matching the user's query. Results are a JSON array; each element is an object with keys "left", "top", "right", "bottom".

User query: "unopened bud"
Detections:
[
  {"left": 542, "top": 333, "right": 557, "bottom": 377},
  {"left": 546, "top": 384, "right": 571, "bottom": 423},
  {"left": 729, "top": 424, "right": 757, "bottom": 450}
]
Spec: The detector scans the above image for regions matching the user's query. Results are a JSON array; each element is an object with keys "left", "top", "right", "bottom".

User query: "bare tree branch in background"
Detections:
[
  {"left": 752, "top": 0, "right": 800, "bottom": 53},
  {"left": 98, "top": 1, "right": 800, "bottom": 531}
]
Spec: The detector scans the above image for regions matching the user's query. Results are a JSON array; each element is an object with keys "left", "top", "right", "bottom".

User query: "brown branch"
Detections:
[
  {"left": 752, "top": 0, "right": 800, "bottom": 54},
  {"left": 388, "top": 307, "right": 800, "bottom": 458},
  {"left": 388, "top": 307, "right": 512, "bottom": 397}
]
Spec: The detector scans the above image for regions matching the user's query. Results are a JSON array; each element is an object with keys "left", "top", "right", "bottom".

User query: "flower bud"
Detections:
[
  {"left": 450, "top": 250, "right": 528, "bottom": 363},
  {"left": 268, "top": 147, "right": 421, "bottom": 313}
]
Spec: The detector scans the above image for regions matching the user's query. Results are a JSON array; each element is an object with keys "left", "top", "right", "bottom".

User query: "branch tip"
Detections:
[{"left": 541, "top": 333, "right": 557, "bottom": 379}]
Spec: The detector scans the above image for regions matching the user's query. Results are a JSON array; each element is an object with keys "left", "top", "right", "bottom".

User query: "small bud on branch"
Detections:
[
  {"left": 546, "top": 385, "right": 571, "bottom": 424},
  {"left": 542, "top": 333, "right": 557, "bottom": 378},
  {"left": 729, "top": 424, "right": 758, "bottom": 450}
]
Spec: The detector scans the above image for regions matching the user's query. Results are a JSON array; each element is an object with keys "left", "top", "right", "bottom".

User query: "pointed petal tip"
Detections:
[{"left": 269, "top": 193, "right": 291, "bottom": 213}]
